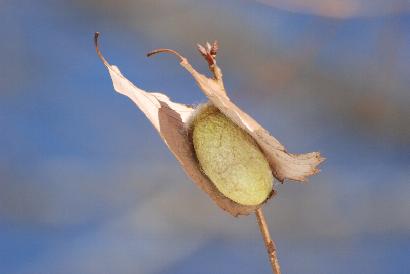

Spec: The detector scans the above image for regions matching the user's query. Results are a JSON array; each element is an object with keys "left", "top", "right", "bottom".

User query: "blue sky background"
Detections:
[{"left": 0, "top": 0, "right": 409, "bottom": 273}]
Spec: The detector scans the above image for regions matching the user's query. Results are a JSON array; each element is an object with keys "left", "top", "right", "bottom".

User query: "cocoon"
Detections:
[{"left": 191, "top": 104, "right": 273, "bottom": 206}]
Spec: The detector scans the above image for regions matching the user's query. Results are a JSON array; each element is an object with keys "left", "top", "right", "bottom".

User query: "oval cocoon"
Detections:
[{"left": 192, "top": 105, "right": 273, "bottom": 206}]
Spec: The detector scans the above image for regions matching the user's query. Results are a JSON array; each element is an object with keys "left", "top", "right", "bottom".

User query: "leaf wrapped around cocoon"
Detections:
[{"left": 94, "top": 33, "right": 324, "bottom": 216}]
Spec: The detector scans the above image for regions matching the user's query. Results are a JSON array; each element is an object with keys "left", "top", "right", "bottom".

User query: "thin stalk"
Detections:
[{"left": 255, "top": 208, "right": 281, "bottom": 274}]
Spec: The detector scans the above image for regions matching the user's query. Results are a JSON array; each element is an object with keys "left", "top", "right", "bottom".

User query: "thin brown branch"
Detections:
[{"left": 255, "top": 208, "right": 281, "bottom": 274}]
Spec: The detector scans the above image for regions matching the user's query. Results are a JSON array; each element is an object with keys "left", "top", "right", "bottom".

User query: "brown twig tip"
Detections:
[
  {"left": 94, "top": 32, "right": 109, "bottom": 67},
  {"left": 146, "top": 48, "right": 185, "bottom": 62}
]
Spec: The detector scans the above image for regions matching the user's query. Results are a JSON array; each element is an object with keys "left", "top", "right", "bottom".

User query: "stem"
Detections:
[
  {"left": 255, "top": 208, "right": 281, "bottom": 274},
  {"left": 146, "top": 48, "right": 185, "bottom": 62}
]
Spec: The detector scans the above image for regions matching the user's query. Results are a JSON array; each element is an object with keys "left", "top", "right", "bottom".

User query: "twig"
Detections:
[{"left": 255, "top": 208, "right": 281, "bottom": 274}]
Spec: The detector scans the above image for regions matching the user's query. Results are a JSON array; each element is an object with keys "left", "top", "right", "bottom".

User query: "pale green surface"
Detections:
[{"left": 192, "top": 106, "right": 273, "bottom": 206}]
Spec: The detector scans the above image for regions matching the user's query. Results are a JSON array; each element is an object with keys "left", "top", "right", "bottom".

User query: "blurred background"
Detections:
[{"left": 1, "top": 0, "right": 409, "bottom": 273}]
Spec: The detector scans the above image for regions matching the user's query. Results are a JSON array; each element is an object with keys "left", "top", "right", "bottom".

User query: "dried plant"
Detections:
[{"left": 94, "top": 32, "right": 324, "bottom": 273}]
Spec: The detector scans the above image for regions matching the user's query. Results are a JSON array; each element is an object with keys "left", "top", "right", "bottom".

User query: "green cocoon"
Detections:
[{"left": 192, "top": 105, "right": 273, "bottom": 206}]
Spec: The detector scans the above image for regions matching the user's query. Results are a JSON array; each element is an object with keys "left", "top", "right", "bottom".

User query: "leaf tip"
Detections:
[{"left": 94, "top": 32, "right": 109, "bottom": 67}]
